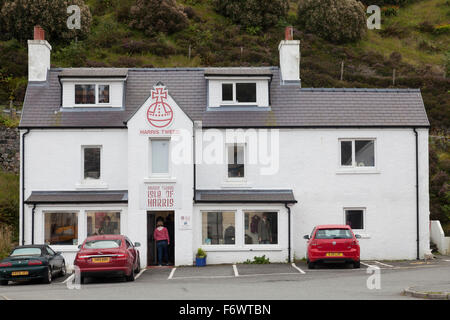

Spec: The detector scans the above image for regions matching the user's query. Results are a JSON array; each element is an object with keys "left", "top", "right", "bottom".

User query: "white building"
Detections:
[{"left": 19, "top": 26, "right": 431, "bottom": 268}]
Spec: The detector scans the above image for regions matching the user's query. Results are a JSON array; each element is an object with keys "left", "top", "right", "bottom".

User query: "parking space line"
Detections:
[
  {"left": 62, "top": 274, "right": 74, "bottom": 284},
  {"left": 239, "top": 272, "right": 300, "bottom": 277},
  {"left": 233, "top": 264, "right": 239, "bottom": 277},
  {"left": 168, "top": 267, "right": 176, "bottom": 280},
  {"left": 360, "top": 262, "right": 375, "bottom": 268},
  {"left": 373, "top": 261, "right": 394, "bottom": 268},
  {"left": 135, "top": 269, "right": 146, "bottom": 280},
  {"left": 291, "top": 263, "right": 305, "bottom": 274},
  {"left": 1, "top": 295, "right": 11, "bottom": 300},
  {"left": 172, "top": 275, "right": 235, "bottom": 280}
]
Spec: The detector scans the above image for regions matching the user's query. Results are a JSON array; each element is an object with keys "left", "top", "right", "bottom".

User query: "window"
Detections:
[
  {"left": 220, "top": 82, "right": 257, "bottom": 104},
  {"left": 236, "top": 83, "right": 256, "bottom": 103},
  {"left": 75, "top": 85, "right": 95, "bottom": 104},
  {"left": 222, "top": 83, "right": 233, "bottom": 101},
  {"left": 46, "top": 247, "right": 56, "bottom": 256},
  {"left": 98, "top": 85, "right": 110, "bottom": 104},
  {"left": 83, "top": 147, "right": 101, "bottom": 180},
  {"left": 151, "top": 139, "right": 170, "bottom": 174},
  {"left": 315, "top": 228, "right": 353, "bottom": 239},
  {"left": 44, "top": 212, "right": 78, "bottom": 245},
  {"left": 244, "top": 212, "right": 278, "bottom": 245},
  {"left": 202, "top": 211, "right": 235, "bottom": 245},
  {"left": 84, "top": 239, "right": 121, "bottom": 249},
  {"left": 340, "top": 139, "right": 375, "bottom": 167},
  {"left": 11, "top": 248, "right": 41, "bottom": 256},
  {"left": 75, "top": 84, "right": 110, "bottom": 105},
  {"left": 86, "top": 211, "right": 120, "bottom": 236},
  {"left": 227, "top": 144, "right": 244, "bottom": 178},
  {"left": 345, "top": 209, "right": 364, "bottom": 230}
]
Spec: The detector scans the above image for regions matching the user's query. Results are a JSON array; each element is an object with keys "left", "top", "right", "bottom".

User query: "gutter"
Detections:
[
  {"left": 21, "top": 129, "right": 30, "bottom": 245},
  {"left": 413, "top": 128, "right": 420, "bottom": 260},
  {"left": 31, "top": 204, "right": 36, "bottom": 245}
]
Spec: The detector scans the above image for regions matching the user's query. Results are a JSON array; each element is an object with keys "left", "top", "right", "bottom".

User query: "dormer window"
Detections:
[
  {"left": 75, "top": 84, "right": 110, "bottom": 105},
  {"left": 221, "top": 83, "right": 257, "bottom": 104}
]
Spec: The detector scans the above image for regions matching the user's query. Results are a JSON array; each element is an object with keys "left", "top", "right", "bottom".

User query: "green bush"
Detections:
[
  {"left": 297, "top": 0, "right": 367, "bottom": 44},
  {"left": 433, "top": 24, "right": 450, "bottom": 35},
  {"left": 0, "top": 171, "right": 19, "bottom": 241},
  {"left": 196, "top": 248, "right": 206, "bottom": 258},
  {"left": 0, "top": 224, "right": 14, "bottom": 259},
  {"left": 213, "top": 0, "right": 289, "bottom": 30},
  {"left": 243, "top": 255, "right": 270, "bottom": 264},
  {"left": 53, "top": 41, "right": 87, "bottom": 67},
  {"left": 129, "top": 0, "right": 188, "bottom": 36},
  {"left": 0, "top": 0, "right": 92, "bottom": 42}
]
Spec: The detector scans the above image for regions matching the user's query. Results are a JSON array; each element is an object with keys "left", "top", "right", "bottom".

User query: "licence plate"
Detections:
[
  {"left": 92, "top": 257, "right": 111, "bottom": 263},
  {"left": 326, "top": 252, "right": 343, "bottom": 257},
  {"left": 12, "top": 271, "right": 29, "bottom": 276}
]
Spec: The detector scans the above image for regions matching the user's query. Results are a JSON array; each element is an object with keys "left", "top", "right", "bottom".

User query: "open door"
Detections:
[{"left": 147, "top": 211, "right": 175, "bottom": 266}]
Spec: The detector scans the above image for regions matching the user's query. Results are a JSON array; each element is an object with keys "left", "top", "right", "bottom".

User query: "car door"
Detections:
[{"left": 45, "top": 246, "right": 59, "bottom": 272}]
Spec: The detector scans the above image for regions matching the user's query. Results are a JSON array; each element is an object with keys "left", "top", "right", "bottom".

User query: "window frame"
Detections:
[
  {"left": 43, "top": 211, "right": 79, "bottom": 246},
  {"left": 220, "top": 81, "right": 257, "bottom": 105},
  {"left": 201, "top": 210, "right": 237, "bottom": 246},
  {"left": 243, "top": 211, "right": 279, "bottom": 246},
  {"left": 343, "top": 207, "right": 366, "bottom": 231},
  {"left": 149, "top": 137, "right": 171, "bottom": 177},
  {"left": 74, "top": 83, "right": 112, "bottom": 107},
  {"left": 82, "top": 145, "right": 102, "bottom": 181},
  {"left": 226, "top": 143, "right": 246, "bottom": 180},
  {"left": 339, "top": 138, "right": 376, "bottom": 169}
]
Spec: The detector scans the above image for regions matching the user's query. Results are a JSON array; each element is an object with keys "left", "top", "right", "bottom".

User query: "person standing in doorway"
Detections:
[
  {"left": 153, "top": 220, "right": 170, "bottom": 266},
  {"left": 258, "top": 213, "right": 272, "bottom": 244}
]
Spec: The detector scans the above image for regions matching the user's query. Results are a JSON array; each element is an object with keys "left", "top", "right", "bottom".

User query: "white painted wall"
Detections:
[
  {"left": 28, "top": 40, "right": 51, "bottom": 82},
  {"left": 430, "top": 220, "right": 450, "bottom": 254},
  {"left": 196, "top": 128, "right": 430, "bottom": 260},
  {"left": 278, "top": 40, "right": 300, "bottom": 82}
]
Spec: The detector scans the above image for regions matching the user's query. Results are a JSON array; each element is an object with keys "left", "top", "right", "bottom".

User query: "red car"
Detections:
[
  {"left": 74, "top": 235, "right": 141, "bottom": 283},
  {"left": 304, "top": 225, "right": 361, "bottom": 269}
]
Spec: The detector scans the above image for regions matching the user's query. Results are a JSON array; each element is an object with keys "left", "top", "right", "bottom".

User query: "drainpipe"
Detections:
[
  {"left": 413, "top": 128, "right": 419, "bottom": 260},
  {"left": 21, "top": 129, "right": 30, "bottom": 245},
  {"left": 285, "top": 203, "right": 292, "bottom": 263},
  {"left": 31, "top": 204, "right": 36, "bottom": 244}
]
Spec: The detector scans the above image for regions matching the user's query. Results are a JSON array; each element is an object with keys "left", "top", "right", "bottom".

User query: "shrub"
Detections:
[
  {"left": 381, "top": 5, "right": 399, "bottom": 16},
  {"left": 213, "top": 0, "right": 289, "bottom": 30},
  {"left": 52, "top": 41, "right": 87, "bottom": 67},
  {"left": 379, "top": 23, "right": 410, "bottom": 38},
  {"left": 0, "top": 171, "right": 19, "bottom": 241},
  {"left": 196, "top": 248, "right": 206, "bottom": 258},
  {"left": 0, "top": 0, "right": 92, "bottom": 42},
  {"left": 417, "top": 21, "right": 435, "bottom": 33},
  {"left": 243, "top": 255, "right": 270, "bottom": 264},
  {"left": 129, "top": 0, "right": 188, "bottom": 36},
  {"left": 297, "top": 0, "right": 367, "bottom": 44},
  {"left": 433, "top": 24, "right": 450, "bottom": 35},
  {"left": 0, "top": 224, "right": 14, "bottom": 259}
]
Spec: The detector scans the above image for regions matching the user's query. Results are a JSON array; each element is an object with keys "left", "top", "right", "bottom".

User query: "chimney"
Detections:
[
  {"left": 28, "top": 26, "right": 52, "bottom": 82},
  {"left": 278, "top": 26, "right": 300, "bottom": 85}
]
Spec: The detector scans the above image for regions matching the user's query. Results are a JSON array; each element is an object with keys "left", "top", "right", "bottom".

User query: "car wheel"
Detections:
[
  {"left": 42, "top": 267, "right": 52, "bottom": 284},
  {"left": 60, "top": 262, "right": 66, "bottom": 277},
  {"left": 353, "top": 261, "right": 360, "bottom": 269},
  {"left": 0, "top": 280, "right": 8, "bottom": 286},
  {"left": 126, "top": 268, "right": 135, "bottom": 282},
  {"left": 134, "top": 257, "right": 141, "bottom": 274}
]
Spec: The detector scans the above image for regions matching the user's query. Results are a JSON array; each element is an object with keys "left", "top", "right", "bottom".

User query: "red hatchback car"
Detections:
[
  {"left": 74, "top": 235, "right": 141, "bottom": 283},
  {"left": 304, "top": 225, "right": 361, "bottom": 269}
]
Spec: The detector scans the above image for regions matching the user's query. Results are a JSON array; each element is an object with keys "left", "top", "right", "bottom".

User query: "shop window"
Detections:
[
  {"left": 202, "top": 211, "right": 235, "bottom": 245},
  {"left": 340, "top": 139, "right": 375, "bottom": 167},
  {"left": 345, "top": 209, "right": 364, "bottom": 230},
  {"left": 244, "top": 212, "right": 278, "bottom": 245},
  {"left": 151, "top": 139, "right": 170, "bottom": 174},
  {"left": 83, "top": 147, "right": 101, "bottom": 179},
  {"left": 86, "top": 211, "right": 120, "bottom": 236},
  {"left": 44, "top": 212, "right": 78, "bottom": 245},
  {"left": 227, "top": 144, "right": 244, "bottom": 178}
]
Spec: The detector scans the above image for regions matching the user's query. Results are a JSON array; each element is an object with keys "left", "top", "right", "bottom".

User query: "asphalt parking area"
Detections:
[{"left": 236, "top": 263, "right": 302, "bottom": 276}]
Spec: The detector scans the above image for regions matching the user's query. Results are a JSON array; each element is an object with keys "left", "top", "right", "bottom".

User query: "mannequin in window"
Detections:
[{"left": 258, "top": 213, "right": 272, "bottom": 244}]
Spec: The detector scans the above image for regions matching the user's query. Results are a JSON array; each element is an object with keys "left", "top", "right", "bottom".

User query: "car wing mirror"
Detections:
[
  {"left": 55, "top": 251, "right": 61, "bottom": 256},
  {"left": 303, "top": 235, "right": 310, "bottom": 240},
  {"left": 77, "top": 245, "right": 82, "bottom": 249},
  {"left": 355, "top": 234, "right": 361, "bottom": 239},
  {"left": 134, "top": 242, "right": 141, "bottom": 248}
]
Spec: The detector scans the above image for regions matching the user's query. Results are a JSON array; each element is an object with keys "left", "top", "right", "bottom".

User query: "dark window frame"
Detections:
[
  {"left": 339, "top": 139, "right": 376, "bottom": 168},
  {"left": 83, "top": 146, "right": 101, "bottom": 180},
  {"left": 344, "top": 208, "right": 365, "bottom": 230}
]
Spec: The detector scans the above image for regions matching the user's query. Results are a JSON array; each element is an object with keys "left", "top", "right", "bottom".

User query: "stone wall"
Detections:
[{"left": 0, "top": 127, "right": 19, "bottom": 174}]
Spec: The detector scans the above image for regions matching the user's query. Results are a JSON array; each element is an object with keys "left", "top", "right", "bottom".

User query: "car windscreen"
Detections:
[
  {"left": 83, "top": 240, "right": 122, "bottom": 249},
  {"left": 10, "top": 248, "right": 42, "bottom": 256},
  {"left": 315, "top": 229, "right": 353, "bottom": 239}
]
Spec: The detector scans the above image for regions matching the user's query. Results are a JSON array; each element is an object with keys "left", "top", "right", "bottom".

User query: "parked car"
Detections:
[
  {"left": 74, "top": 235, "right": 141, "bottom": 283},
  {"left": 304, "top": 225, "right": 361, "bottom": 269},
  {"left": 0, "top": 245, "right": 66, "bottom": 285}
]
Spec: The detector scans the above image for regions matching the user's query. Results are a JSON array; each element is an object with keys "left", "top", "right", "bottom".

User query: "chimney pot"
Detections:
[
  {"left": 34, "top": 25, "right": 45, "bottom": 41},
  {"left": 285, "top": 26, "right": 293, "bottom": 41}
]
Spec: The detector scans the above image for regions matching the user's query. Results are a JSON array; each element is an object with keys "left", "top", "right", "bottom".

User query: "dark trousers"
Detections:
[{"left": 157, "top": 240, "right": 169, "bottom": 265}]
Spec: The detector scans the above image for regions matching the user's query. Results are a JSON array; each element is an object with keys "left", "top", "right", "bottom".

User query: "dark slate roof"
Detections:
[
  {"left": 58, "top": 68, "right": 128, "bottom": 78},
  {"left": 195, "top": 189, "right": 297, "bottom": 203},
  {"left": 25, "top": 190, "right": 128, "bottom": 204},
  {"left": 204, "top": 67, "right": 273, "bottom": 76},
  {"left": 20, "top": 67, "right": 430, "bottom": 128}
]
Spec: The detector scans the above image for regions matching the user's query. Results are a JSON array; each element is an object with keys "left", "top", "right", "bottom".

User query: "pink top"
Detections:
[{"left": 153, "top": 227, "right": 170, "bottom": 244}]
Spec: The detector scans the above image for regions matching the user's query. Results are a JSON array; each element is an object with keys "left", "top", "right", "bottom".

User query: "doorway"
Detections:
[{"left": 147, "top": 211, "right": 175, "bottom": 266}]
